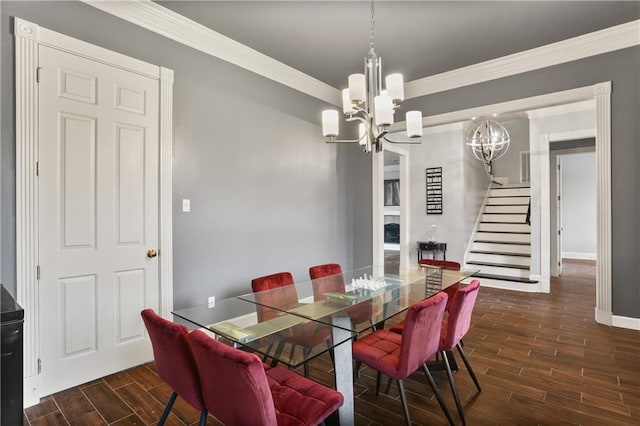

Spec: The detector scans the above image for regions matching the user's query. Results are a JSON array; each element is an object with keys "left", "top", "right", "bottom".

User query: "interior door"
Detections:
[
  {"left": 556, "top": 156, "right": 563, "bottom": 276},
  {"left": 38, "top": 45, "right": 160, "bottom": 395}
]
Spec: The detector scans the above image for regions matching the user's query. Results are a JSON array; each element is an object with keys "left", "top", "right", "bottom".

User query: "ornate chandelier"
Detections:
[
  {"left": 466, "top": 119, "right": 511, "bottom": 175},
  {"left": 321, "top": 0, "right": 423, "bottom": 153}
]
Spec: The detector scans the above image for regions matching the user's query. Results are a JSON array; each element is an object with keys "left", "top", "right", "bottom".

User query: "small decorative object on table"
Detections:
[{"left": 426, "top": 223, "right": 437, "bottom": 242}]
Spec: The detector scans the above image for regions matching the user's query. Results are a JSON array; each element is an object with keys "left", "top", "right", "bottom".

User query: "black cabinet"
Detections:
[{"left": 1, "top": 284, "right": 24, "bottom": 426}]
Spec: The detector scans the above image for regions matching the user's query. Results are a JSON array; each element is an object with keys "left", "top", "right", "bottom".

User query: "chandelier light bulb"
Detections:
[
  {"left": 406, "top": 111, "right": 423, "bottom": 137},
  {"left": 348, "top": 74, "right": 366, "bottom": 104},
  {"left": 342, "top": 89, "right": 354, "bottom": 114},
  {"left": 385, "top": 73, "right": 404, "bottom": 101},
  {"left": 322, "top": 110, "right": 339, "bottom": 137},
  {"left": 374, "top": 95, "right": 394, "bottom": 127}
]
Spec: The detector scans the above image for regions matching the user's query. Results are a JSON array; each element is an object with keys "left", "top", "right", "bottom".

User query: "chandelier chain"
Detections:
[{"left": 369, "top": 0, "right": 375, "bottom": 54}]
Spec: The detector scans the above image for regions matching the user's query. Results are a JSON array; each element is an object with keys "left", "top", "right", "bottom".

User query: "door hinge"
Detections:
[
  {"left": 557, "top": 195, "right": 560, "bottom": 201},
  {"left": 37, "top": 358, "right": 42, "bottom": 374},
  {"left": 36, "top": 67, "right": 42, "bottom": 83},
  {"left": 37, "top": 265, "right": 40, "bottom": 280},
  {"left": 36, "top": 161, "right": 39, "bottom": 176},
  {"left": 558, "top": 230, "right": 561, "bottom": 235}
]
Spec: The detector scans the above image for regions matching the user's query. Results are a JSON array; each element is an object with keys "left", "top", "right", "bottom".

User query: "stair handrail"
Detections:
[{"left": 525, "top": 199, "right": 531, "bottom": 225}]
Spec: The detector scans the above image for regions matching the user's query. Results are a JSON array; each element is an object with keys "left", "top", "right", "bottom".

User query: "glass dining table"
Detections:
[{"left": 172, "top": 265, "right": 478, "bottom": 425}]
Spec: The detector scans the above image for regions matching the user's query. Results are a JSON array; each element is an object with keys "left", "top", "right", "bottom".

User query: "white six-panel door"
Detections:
[{"left": 38, "top": 45, "right": 160, "bottom": 395}]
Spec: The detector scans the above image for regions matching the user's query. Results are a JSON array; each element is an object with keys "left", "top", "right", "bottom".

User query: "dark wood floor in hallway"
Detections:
[{"left": 24, "top": 260, "right": 639, "bottom": 425}]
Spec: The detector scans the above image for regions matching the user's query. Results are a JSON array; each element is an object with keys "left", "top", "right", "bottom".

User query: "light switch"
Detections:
[{"left": 182, "top": 199, "right": 190, "bottom": 212}]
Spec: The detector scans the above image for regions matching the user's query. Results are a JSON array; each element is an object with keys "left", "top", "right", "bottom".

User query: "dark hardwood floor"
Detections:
[{"left": 24, "top": 260, "right": 639, "bottom": 425}]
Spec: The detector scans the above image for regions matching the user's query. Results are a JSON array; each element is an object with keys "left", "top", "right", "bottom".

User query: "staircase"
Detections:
[{"left": 465, "top": 183, "right": 539, "bottom": 290}]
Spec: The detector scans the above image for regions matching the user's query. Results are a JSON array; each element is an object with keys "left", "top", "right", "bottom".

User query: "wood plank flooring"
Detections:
[{"left": 24, "top": 260, "right": 640, "bottom": 425}]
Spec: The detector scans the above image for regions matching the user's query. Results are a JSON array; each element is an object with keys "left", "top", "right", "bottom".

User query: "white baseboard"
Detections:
[
  {"left": 562, "top": 251, "right": 597, "bottom": 260},
  {"left": 23, "top": 374, "right": 40, "bottom": 408},
  {"left": 612, "top": 315, "right": 640, "bottom": 330},
  {"left": 595, "top": 308, "right": 613, "bottom": 326}
]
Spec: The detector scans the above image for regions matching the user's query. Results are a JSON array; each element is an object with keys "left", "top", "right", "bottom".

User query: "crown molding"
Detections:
[
  {"left": 405, "top": 20, "right": 639, "bottom": 99},
  {"left": 83, "top": 1, "right": 637, "bottom": 105},
  {"left": 526, "top": 99, "right": 595, "bottom": 119},
  {"left": 82, "top": 0, "right": 341, "bottom": 106}
]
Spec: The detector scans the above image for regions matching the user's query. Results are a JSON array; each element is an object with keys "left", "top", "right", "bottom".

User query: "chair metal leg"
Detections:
[
  {"left": 397, "top": 379, "right": 412, "bottom": 426},
  {"left": 457, "top": 342, "right": 482, "bottom": 392},
  {"left": 303, "top": 347, "right": 310, "bottom": 378},
  {"left": 271, "top": 341, "right": 285, "bottom": 367},
  {"left": 385, "top": 376, "right": 393, "bottom": 394},
  {"left": 158, "top": 391, "right": 177, "bottom": 425},
  {"left": 422, "top": 363, "right": 455, "bottom": 426},
  {"left": 375, "top": 371, "right": 382, "bottom": 396},
  {"left": 198, "top": 410, "right": 208, "bottom": 426},
  {"left": 442, "top": 350, "right": 466, "bottom": 425},
  {"left": 354, "top": 361, "right": 362, "bottom": 380},
  {"left": 262, "top": 343, "right": 274, "bottom": 362}
]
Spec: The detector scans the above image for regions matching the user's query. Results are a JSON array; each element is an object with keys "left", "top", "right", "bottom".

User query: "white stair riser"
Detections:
[
  {"left": 487, "top": 196, "right": 530, "bottom": 205},
  {"left": 484, "top": 205, "right": 529, "bottom": 214},
  {"left": 465, "top": 264, "right": 530, "bottom": 278},
  {"left": 474, "top": 232, "right": 531, "bottom": 243},
  {"left": 462, "top": 277, "right": 541, "bottom": 293},
  {"left": 472, "top": 242, "right": 531, "bottom": 254},
  {"left": 468, "top": 252, "right": 530, "bottom": 266},
  {"left": 489, "top": 187, "right": 530, "bottom": 197},
  {"left": 478, "top": 223, "right": 531, "bottom": 233},
  {"left": 482, "top": 213, "right": 528, "bottom": 223}
]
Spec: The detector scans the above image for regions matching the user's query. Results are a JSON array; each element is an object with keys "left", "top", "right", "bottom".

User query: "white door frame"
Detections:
[
  {"left": 373, "top": 145, "right": 411, "bottom": 273},
  {"left": 408, "top": 82, "right": 611, "bottom": 325},
  {"left": 14, "top": 17, "right": 174, "bottom": 405}
]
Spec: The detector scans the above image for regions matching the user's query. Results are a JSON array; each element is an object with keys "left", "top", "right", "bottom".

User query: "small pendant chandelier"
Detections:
[
  {"left": 321, "top": 0, "right": 423, "bottom": 153},
  {"left": 466, "top": 119, "right": 511, "bottom": 176}
]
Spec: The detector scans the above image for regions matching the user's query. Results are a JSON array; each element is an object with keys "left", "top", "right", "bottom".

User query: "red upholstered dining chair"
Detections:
[
  {"left": 252, "top": 272, "right": 332, "bottom": 378},
  {"left": 438, "top": 279, "right": 482, "bottom": 425},
  {"left": 352, "top": 292, "right": 454, "bottom": 426},
  {"left": 140, "top": 309, "right": 207, "bottom": 426},
  {"left": 188, "top": 329, "right": 343, "bottom": 426},
  {"left": 309, "top": 263, "right": 382, "bottom": 330}
]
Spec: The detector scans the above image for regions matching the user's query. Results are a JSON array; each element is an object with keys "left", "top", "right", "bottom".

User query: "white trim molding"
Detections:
[
  {"left": 82, "top": 0, "right": 341, "bottom": 106},
  {"left": 562, "top": 252, "right": 597, "bottom": 260},
  {"left": 594, "top": 82, "right": 613, "bottom": 326},
  {"left": 404, "top": 20, "right": 640, "bottom": 99},
  {"left": 15, "top": 22, "right": 40, "bottom": 406},
  {"left": 611, "top": 315, "right": 640, "bottom": 331},
  {"left": 14, "top": 17, "right": 174, "bottom": 404}
]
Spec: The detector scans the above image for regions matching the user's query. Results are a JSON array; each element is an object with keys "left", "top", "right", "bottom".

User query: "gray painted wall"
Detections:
[
  {"left": 402, "top": 46, "right": 640, "bottom": 318},
  {"left": 562, "top": 152, "right": 597, "bottom": 255},
  {"left": 0, "top": 1, "right": 367, "bottom": 308}
]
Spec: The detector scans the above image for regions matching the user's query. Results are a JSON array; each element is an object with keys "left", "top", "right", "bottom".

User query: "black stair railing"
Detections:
[{"left": 525, "top": 199, "right": 531, "bottom": 225}]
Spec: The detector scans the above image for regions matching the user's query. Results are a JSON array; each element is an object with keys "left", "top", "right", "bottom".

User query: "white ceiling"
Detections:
[{"left": 157, "top": 1, "right": 640, "bottom": 89}]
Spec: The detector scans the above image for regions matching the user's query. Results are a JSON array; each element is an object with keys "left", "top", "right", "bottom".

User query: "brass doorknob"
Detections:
[{"left": 147, "top": 249, "right": 158, "bottom": 258}]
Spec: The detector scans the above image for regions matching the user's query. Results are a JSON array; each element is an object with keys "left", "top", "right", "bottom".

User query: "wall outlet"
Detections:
[
  {"left": 182, "top": 199, "right": 191, "bottom": 212},
  {"left": 208, "top": 296, "right": 215, "bottom": 308}
]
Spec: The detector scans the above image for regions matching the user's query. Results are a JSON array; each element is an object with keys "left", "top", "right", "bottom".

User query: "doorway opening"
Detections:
[{"left": 549, "top": 139, "right": 596, "bottom": 279}]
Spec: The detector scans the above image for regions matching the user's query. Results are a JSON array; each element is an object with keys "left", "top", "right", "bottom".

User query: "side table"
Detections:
[{"left": 416, "top": 241, "right": 447, "bottom": 261}]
